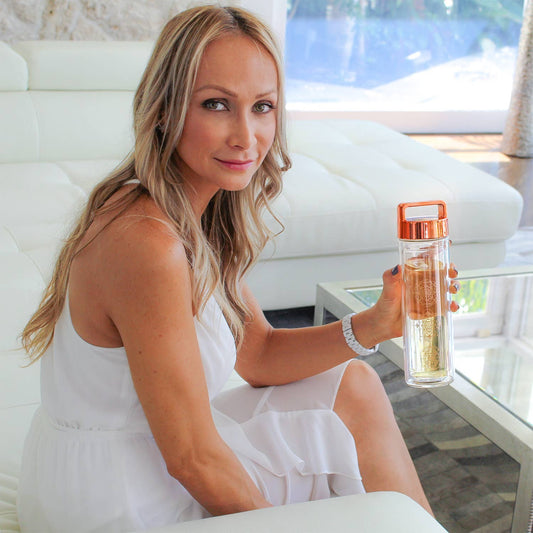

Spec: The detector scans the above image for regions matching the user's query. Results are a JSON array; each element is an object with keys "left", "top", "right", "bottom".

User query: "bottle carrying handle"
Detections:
[{"left": 397, "top": 200, "right": 447, "bottom": 224}]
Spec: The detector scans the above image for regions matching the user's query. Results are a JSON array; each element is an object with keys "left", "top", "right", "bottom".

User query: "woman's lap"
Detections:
[
  {"left": 213, "top": 360, "right": 353, "bottom": 422},
  {"left": 212, "top": 360, "right": 365, "bottom": 505}
]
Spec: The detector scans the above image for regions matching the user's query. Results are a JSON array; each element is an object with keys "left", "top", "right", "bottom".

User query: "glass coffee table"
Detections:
[{"left": 314, "top": 265, "right": 533, "bottom": 533}]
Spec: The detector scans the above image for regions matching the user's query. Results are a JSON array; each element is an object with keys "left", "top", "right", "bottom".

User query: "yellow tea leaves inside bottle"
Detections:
[{"left": 404, "top": 256, "right": 447, "bottom": 374}]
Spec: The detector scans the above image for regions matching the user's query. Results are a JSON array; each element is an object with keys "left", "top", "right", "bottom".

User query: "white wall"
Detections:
[{"left": 0, "top": 0, "right": 276, "bottom": 42}]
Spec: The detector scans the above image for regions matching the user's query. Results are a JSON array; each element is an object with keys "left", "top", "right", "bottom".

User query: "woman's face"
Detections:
[{"left": 177, "top": 34, "right": 278, "bottom": 216}]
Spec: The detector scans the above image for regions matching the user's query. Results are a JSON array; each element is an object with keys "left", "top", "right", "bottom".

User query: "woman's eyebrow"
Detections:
[
  {"left": 256, "top": 89, "right": 278, "bottom": 99},
  {"left": 195, "top": 84, "right": 277, "bottom": 99}
]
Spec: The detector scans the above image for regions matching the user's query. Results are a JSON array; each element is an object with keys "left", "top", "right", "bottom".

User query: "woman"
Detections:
[{"left": 17, "top": 5, "right": 457, "bottom": 532}]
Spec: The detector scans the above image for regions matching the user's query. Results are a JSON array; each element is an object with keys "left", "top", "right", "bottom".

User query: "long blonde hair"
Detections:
[{"left": 21, "top": 5, "right": 291, "bottom": 362}]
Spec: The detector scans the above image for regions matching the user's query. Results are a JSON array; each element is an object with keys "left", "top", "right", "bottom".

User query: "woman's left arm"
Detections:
[
  {"left": 236, "top": 267, "right": 402, "bottom": 387},
  {"left": 236, "top": 266, "right": 459, "bottom": 387}
]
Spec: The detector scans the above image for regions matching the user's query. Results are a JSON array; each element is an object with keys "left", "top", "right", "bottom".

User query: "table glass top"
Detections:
[{"left": 346, "top": 271, "right": 533, "bottom": 428}]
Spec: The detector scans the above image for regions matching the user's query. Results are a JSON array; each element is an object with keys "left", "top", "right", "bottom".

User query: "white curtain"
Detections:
[{"left": 502, "top": 0, "right": 533, "bottom": 157}]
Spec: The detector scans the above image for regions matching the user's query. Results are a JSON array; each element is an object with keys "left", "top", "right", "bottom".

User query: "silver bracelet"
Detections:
[{"left": 341, "top": 313, "right": 379, "bottom": 356}]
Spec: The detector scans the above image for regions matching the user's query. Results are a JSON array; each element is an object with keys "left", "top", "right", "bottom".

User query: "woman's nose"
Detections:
[{"left": 228, "top": 113, "right": 255, "bottom": 150}]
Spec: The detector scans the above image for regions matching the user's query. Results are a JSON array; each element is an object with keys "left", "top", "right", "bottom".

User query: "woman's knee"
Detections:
[
  {"left": 334, "top": 359, "right": 391, "bottom": 421},
  {"left": 341, "top": 359, "right": 383, "bottom": 398}
]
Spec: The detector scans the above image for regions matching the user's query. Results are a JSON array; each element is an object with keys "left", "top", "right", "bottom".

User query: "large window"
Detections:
[{"left": 284, "top": 0, "right": 525, "bottom": 132}]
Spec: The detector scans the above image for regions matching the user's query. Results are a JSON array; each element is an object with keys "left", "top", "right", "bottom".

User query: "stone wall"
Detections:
[{"left": 0, "top": 0, "right": 241, "bottom": 42}]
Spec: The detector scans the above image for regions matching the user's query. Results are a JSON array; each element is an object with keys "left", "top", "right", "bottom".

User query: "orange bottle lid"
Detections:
[{"left": 398, "top": 201, "right": 449, "bottom": 240}]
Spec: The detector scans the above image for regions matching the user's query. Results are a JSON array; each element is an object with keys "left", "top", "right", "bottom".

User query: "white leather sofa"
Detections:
[{"left": 0, "top": 40, "right": 523, "bottom": 532}]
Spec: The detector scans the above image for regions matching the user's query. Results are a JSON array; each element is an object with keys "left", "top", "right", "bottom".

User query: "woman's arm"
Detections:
[
  {"left": 237, "top": 266, "right": 458, "bottom": 387},
  {"left": 102, "top": 219, "right": 271, "bottom": 515}
]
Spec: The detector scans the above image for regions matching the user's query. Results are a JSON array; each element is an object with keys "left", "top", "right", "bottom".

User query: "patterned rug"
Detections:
[{"left": 264, "top": 306, "right": 520, "bottom": 533}]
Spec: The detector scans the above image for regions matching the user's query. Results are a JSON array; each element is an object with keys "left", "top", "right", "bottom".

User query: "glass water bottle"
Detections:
[{"left": 397, "top": 201, "right": 454, "bottom": 388}]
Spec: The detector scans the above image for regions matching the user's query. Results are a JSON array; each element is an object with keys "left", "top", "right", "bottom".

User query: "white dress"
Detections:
[{"left": 17, "top": 294, "right": 365, "bottom": 533}]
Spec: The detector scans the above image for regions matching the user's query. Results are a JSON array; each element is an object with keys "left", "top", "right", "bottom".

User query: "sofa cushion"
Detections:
[
  {"left": 278, "top": 120, "right": 523, "bottom": 256},
  {"left": 0, "top": 257, "right": 46, "bottom": 352},
  {"left": 140, "top": 492, "right": 447, "bottom": 533},
  {"left": 0, "top": 228, "right": 18, "bottom": 253},
  {"left": 0, "top": 94, "right": 39, "bottom": 164},
  {"left": 0, "top": 348, "right": 40, "bottom": 532},
  {"left": 30, "top": 91, "right": 135, "bottom": 161},
  {"left": 0, "top": 354, "right": 40, "bottom": 410},
  {"left": 261, "top": 153, "right": 377, "bottom": 258},
  {"left": 0, "top": 163, "right": 86, "bottom": 225},
  {"left": 0, "top": 403, "right": 39, "bottom": 533},
  {"left": 11, "top": 41, "right": 153, "bottom": 91},
  {"left": 57, "top": 159, "right": 122, "bottom": 194},
  {"left": 0, "top": 42, "right": 27, "bottom": 90}
]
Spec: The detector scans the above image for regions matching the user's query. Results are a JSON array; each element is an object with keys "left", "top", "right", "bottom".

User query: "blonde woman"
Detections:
[{"left": 17, "top": 5, "right": 455, "bottom": 532}]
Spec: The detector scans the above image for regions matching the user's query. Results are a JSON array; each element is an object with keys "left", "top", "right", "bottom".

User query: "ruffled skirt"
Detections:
[
  {"left": 213, "top": 360, "right": 365, "bottom": 505},
  {"left": 17, "top": 361, "right": 364, "bottom": 533}
]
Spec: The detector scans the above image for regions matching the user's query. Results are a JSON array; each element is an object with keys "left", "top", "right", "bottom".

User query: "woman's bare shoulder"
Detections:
[
  {"left": 97, "top": 193, "right": 195, "bottom": 326},
  {"left": 76, "top": 188, "right": 191, "bottom": 300},
  {"left": 107, "top": 186, "right": 176, "bottom": 233},
  {"left": 68, "top": 188, "right": 192, "bottom": 346},
  {"left": 104, "top": 193, "right": 188, "bottom": 272}
]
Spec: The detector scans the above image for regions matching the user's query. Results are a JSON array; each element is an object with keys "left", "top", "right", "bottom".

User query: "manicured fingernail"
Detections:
[{"left": 392, "top": 265, "right": 399, "bottom": 276}]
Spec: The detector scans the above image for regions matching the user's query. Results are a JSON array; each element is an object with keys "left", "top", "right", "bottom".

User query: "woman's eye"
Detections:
[
  {"left": 202, "top": 99, "right": 228, "bottom": 111},
  {"left": 254, "top": 101, "right": 275, "bottom": 113}
]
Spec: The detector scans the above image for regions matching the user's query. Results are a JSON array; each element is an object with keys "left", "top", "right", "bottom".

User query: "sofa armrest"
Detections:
[{"left": 139, "top": 492, "right": 447, "bottom": 533}]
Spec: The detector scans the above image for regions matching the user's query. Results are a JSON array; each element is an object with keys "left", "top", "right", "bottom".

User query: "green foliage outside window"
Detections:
[
  {"left": 348, "top": 278, "right": 490, "bottom": 314},
  {"left": 348, "top": 288, "right": 382, "bottom": 308},
  {"left": 287, "top": 0, "right": 523, "bottom": 43},
  {"left": 456, "top": 278, "right": 489, "bottom": 314},
  {"left": 287, "top": 0, "right": 522, "bottom": 22}
]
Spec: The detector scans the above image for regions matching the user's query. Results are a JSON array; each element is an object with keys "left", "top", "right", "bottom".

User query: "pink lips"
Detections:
[{"left": 215, "top": 158, "right": 254, "bottom": 171}]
